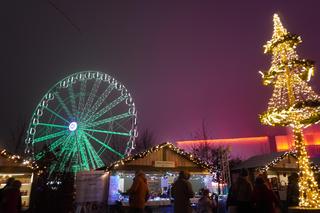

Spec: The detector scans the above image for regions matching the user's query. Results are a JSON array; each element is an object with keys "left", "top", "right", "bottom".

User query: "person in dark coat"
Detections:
[
  {"left": 0, "top": 178, "right": 15, "bottom": 212},
  {"left": 236, "top": 168, "right": 253, "bottom": 213},
  {"left": 226, "top": 184, "right": 237, "bottom": 213},
  {"left": 287, "top": 173, "right": 299, "bottom": 207},
  {"left": 171, "top": 171, "right": 195, "bottom": 213},
  {"left": 127, "top": 171, "right": 150, "bottom": 213},
  {"left": 2, "top": 180, "right": 22, "bottom": 213},
  {"left": 252, "top": 176, "right": 278, "bottom": 213}
]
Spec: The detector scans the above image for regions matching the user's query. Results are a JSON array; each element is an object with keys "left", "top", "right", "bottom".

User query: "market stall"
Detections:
[
  {"left": 233, "top": 151, "right": 320, "bottom": 201},
  {"left": 104, "top": 142, "right": 216, "bottom": 210},
  {"left": 0, "top": 148, "right": 36, "bottom": 210}
]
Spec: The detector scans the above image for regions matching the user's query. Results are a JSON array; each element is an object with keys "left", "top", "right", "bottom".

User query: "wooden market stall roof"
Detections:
[
  {"left": 105, "top": 142, "right": 214, "bottom": 173},
  {"left": 233, "top": 150, "right": 320, "bottom": 173}
]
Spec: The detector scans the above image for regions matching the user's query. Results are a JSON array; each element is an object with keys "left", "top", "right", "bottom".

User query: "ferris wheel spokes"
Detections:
[
  {"left": 81, "top": 133, "right": 105, "bottom": 169},
  {"left": 82, "top": 128, "right": 130, "bottom": 137},
  {"left": 44, "top": 106, "right": 69, "bottom": 123},
  {"left": 85, "top": 112, "right": 132, "bottom": 129},
  {"left": 55, "top": 92, "right": 73, "bottom": 119},
  {"left": 33, "top": 130, "right": 68, "bottom": 143},
  {"left": 85, "top": 94, "right": 128, "bottom": 123},
  {"left": 80, "top": 79, "right": 101, "bottom": 120},
  {"left": 83, "top": 132, "right": 124, "bottom": 157},
  {"left": 67, "top": 82, "right": 77, "bottom": 116},
  {"left": 36, "top": 123, "right": 68, "bottom": 129},
  {"left": 81, "top": 84, "right": 115, "bottom": 121}
]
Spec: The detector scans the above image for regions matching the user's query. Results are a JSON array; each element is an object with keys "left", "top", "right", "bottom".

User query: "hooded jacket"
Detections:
[{"left": 127, "top": 172, "right": 150, "bottom": 209}]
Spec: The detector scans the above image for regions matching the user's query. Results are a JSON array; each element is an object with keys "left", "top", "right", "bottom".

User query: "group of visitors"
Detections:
[
  {"left": 171, "top": 170, "right": 217, "bottom": 213},
  {"left": 127, "top": 170, "right": 217, "bottom": 213},
  {"left": 227, "top": 169, "right": 280, "bottom": 213},
  {"left": 0, "top": 177, "right": 22, "bottom": 213}
]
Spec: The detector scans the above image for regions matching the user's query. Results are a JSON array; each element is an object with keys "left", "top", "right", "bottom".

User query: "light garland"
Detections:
[
  {"left": 260, "top": 14, "right": 320, "bottom": 208},
  {"left": 0, "top": 148, "right": 42, "bottom": 175},
  {"left": 257, "top": 150, "right": 320, "bottom": 174},
  {"left": 106, "top": 142, "right": 214, "bottom": 173},
  {"left": 257, "top": 150, "right": 296, "bottom": 173}
]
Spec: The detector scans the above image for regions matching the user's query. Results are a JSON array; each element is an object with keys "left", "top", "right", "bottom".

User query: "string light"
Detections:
[
  {"left": 0, "top": 147, "right": 42, "bottom": 175},
  {"left": 257, "top": 150, "right": 296, "bottom": 173},
  {"left": 260, "top": 14, "right": 320, "bottom": 208},
  {"left": 105, "top": 142, "right": 214, "bottom": 173}
]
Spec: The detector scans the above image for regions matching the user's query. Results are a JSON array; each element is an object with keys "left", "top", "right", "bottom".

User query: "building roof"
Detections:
[
  {"left": 104, "top": 142, "right": 214, "bottom": 172},
  {"left": 233, "top": 151, "right": 288, "bottom": 170},
  {"left": 233, "top": 151, "right": 320, "bottom": 173}
]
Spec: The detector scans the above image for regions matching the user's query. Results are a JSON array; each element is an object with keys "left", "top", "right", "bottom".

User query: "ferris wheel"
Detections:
[{"left": 25, "top": 71, "right": 137, "bottom": 173}]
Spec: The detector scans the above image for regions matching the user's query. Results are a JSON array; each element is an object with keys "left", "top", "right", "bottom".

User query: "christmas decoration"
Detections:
[
  {"left": 260, "top": 14, "right": 320, "bottom": 208},
  {"left": 106, "top": 142, "right": 214, "bottom": 172},
  {"left": 0, "top": 148, "right": 41, "bottom": 172},
  {"left": 257, "top": 150, "right": 320, "bottom": 175}
]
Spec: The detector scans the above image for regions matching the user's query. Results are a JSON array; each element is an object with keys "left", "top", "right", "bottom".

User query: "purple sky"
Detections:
[{"left": 2, "top": 0, "right": 320, "bottom": 150}]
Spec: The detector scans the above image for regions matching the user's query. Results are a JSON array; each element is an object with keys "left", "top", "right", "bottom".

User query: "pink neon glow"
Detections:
[{"left": 176, "top": 136, "right": 270, "bottom": 160}]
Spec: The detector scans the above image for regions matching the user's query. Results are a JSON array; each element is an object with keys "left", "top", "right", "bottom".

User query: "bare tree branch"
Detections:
[{"left": 133, "top": 128, "right": 155, "bottom": 154}]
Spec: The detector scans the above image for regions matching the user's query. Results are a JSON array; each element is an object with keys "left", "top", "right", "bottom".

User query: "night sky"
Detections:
[{"left": 2, "top": 0, "right": 320, "bottom": 150}]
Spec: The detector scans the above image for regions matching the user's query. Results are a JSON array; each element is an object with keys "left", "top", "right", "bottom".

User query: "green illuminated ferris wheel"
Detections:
[{"left": 25, "top": 71, "right": 137, "bottom": 173}]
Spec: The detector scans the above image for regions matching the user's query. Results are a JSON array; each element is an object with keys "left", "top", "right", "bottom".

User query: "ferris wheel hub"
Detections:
[{"left": 69, "top": 122, "right": 78, "bottom": 131}]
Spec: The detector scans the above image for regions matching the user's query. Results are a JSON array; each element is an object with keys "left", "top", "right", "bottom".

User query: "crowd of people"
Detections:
[
  {"left": 126, "top": 169, "right": 297, "bottom": 213},
  {"left": 226, "top": 169, "right": 288, "bottom": 213},
  {"left": 0, "top": 177, "right": 22, "bottom": 213},
  {"left": 127, "top": 170, "right": 217, "bottom": 213},
  {"left": 0, "top": 169, "right": 299, "bottom": 213}
]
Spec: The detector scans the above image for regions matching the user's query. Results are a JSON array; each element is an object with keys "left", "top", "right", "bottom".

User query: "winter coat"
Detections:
[
  {"left": 287, "top": 182, "right": 299, "bottom": 206},
  {"left": 236, "top": 177, "right": 253, "bottom": 213},
  {"left": 171, "top": 177, "right": 194, "bottom": 213},
  {"left": 252, "top": 184, "right": 277, "bottom": 213},
  {"left": 127, "top": 173, "right": 150, "bottom": 209},
  {"left": 236, "top": 177, "right": 253, "bottom": 202},
  {"left": 1, "top": 187, "right": 21, "bottom": 213}
]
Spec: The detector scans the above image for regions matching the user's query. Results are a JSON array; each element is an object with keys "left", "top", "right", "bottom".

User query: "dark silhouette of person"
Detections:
[
  {"left": 0, "top": 177, "right": 15, "bottom": 211},
  {"left": 287, "top": 173, "right": 299, "bottom": 207},
  {"left": 171, "top": 171, "right": 195, "bottom": 213},
  {"left": 2, "top": 180, "right": 22, "bottom": 213},
  {"left": 127, "top": 171, "right": 150, "bottom": 213},
  {"left": 226, "top": 184, "right": 238, "bottom": 213},
  {"left": 236, "top": 169, "right": 253, "bottom": 213},
  {"left": 252, "top": 176, "right": 278, "bottom": 213},
  {"left": 197, "top": 188, "right": 217, "bottom": 213}
]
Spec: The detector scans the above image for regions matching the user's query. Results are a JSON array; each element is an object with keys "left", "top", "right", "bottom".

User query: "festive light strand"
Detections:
[
  {"left": 0, "top": 148, "right": 42, "bottom": 175},
  {"left": 260, "top": 14, "right": 320, "bottom": 208},
  {"left": 105, "top": 142, "right": 214, "bottom": 173}
]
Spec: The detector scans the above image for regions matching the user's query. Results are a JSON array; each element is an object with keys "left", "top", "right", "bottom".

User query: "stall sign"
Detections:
[
  {"left": 154, "top": 161, "right": 175, "bottom": 168},
  {"left": 284, "top": 162, "right": 297, "bottom": 168},
  {"left": 75, "top": 171, "right": 107, "bottom": 203}
]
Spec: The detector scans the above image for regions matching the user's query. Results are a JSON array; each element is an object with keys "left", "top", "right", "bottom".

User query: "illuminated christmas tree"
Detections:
[{"left": 260, "top": 14, "right": 320, "bottom": 208}]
